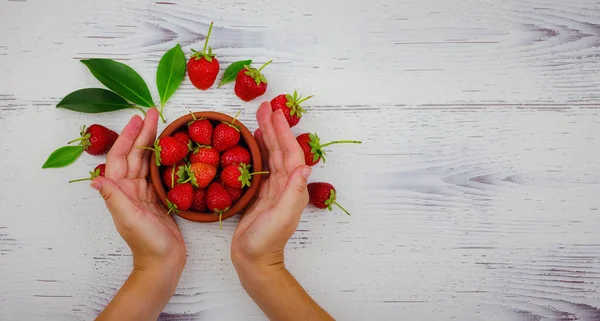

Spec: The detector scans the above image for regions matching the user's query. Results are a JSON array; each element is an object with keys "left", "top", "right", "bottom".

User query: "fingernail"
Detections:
[
  {"left": 90, "top": 181, "right": 102, "bottom": 191},
  {"left": 301, "top": 166, "right": 312, "bottom": 179}
]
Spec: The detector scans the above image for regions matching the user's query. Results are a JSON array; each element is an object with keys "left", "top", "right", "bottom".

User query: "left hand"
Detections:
[{"left": 91, "top": 108, "right": 186, "bottom": 273}]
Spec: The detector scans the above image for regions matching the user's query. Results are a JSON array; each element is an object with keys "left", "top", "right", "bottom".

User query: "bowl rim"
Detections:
[{"left": 149, "top": 111, "right": 262, "bottom": 223}]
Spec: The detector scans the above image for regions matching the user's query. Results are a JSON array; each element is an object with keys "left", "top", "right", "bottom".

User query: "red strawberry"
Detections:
[
  {"left": 172, "top": 130, "right": 191, "bottom": 147},
  {"left": 206, "top": 182, "right": 233, "bottom": 228},
  {"left": 185, "top": 162, "right": 217, "bottom": 189},
  {"left": 144, "top": 137, "right": 189, "bottom": 166},
  {"left": 167, "top": 183, "right": 194, "bottom": 214},
  {"left": 188, "top": 113, "right": 213, "bottom": 146},
  {"left": 68, "top": 164, "right": 106, "bottom": 183},
  {"left": 296, "top": 133, "right": 362, "bottom": 166},
  {"left": 213, "top": 113, "right": 241, "bottom": 151},
  {"left": 188, "top": 22, "right": 219, "bottom": 90},
  {"left": 190, "top": 189, "right": 207, "bottom": 212},
  {"left": 221, "top": 163, "right": 268, "bottom": 189},
  {"left": 225, "top": 186, "right": 243, "bottom": 202},
  {"left": 161, "top": 161, "right": 187, "bottom": 189},
  {"left": 271, "top": 91, "right": 313, "bottom": 127},
  {"left": 234, "top": 60, "right": 272, "bottom": 101},
  {"left": 307, "top": 182, "right": 350, "bottom": 215},
  {"left": 69, "top": 124, "right": 118, "bottom": 155},
  {"left": 189, "top": 145, "right": 219, "bottom": 167},
  {"left": 220, "top": 145, "right": 251, "bottom": 168}
]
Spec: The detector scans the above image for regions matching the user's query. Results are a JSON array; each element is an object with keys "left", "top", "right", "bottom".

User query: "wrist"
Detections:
[{"left": 133, "top": 252, "right": 186, "bottom": 293}]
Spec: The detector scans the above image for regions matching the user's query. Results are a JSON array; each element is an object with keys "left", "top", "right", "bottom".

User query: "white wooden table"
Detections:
[{"left": 1, "top": 0, "right": 599, "bottom": 320}]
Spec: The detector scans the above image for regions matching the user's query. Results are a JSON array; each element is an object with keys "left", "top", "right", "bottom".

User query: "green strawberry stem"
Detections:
[
  {"left": 333, "top": 201, "right": 351, "bottom": 216},
  {"left": 296, "top": 95, "right": 313, "bottom": 104},
  {"left": 258, "top": 60, "right": 272, "bottom": 72},
  {"left": 202, "top": 22, "right": 214, "bottom": 55},
  {"left": 250, "top": 171, "right": 269, "bottom": 176},
  {"left": 68, "top": 177, "right": 93, "bottom": 183},
  {"left": 67, "top": 137, "right": 86, "bottom": 144},
  {"left": 320, "top": 140, "right": 362, "bottom": 148},
  {"left": 219, "top": 212, "right": 223, "bottom": 230}
]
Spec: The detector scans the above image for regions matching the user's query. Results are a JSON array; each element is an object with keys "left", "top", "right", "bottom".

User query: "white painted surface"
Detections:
[{"left": 1, "top": 0, "right": 599, "bottom": 320}]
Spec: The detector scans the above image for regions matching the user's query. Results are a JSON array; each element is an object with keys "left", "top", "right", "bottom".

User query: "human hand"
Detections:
[
  {"left": 91, "top": 108, "right": 186, "bottom": 274},
  {"left": 231, "top": 102, "right": 312, "bottom": 271}
]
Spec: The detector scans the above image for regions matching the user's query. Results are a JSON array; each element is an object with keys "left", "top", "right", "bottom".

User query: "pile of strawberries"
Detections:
[{"left": 145, "top": 113, "right": 267, "bottom": 226}]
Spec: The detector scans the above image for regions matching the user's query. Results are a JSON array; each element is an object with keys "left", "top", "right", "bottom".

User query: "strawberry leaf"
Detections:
[
  {"left": 157, "top": 44, "right": 186, "bottom": 107},
  {"left": 56, "top": 88, "right": 133, "bottom": 113},
  {"left": 42, "top": 146, "right": 84, "bottom": 169},
  {"left": 218, "top": 59, "right": 252, "bottom": 88},
  {"left": 81, "top": 59, "right": 155, "bottom": 108}
]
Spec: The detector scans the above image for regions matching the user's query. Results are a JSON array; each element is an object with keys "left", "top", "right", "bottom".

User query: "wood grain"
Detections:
[{"left": 0, "top": 0, "right": 599, "bottom": 320}]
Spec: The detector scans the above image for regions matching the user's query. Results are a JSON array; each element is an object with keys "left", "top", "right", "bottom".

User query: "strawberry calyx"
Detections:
[
  {"left": 187, "top": 112, "right": 207, "bottom": 126},
  {"left": 308, "top": 133, "right": 362, "bottom": 163},
  {"left": 237, "top": 163, "right": 269, "bottom": 188},
  {"left": 166, "top": 199, "right": 179, "bottom": 215},
  {"left": 243, "top": 60, "right": 272, "bottom": 86},
  {"left": 179, "top": 164, "right": 198, "bottom": 187},
  {"left": 285, "top": 91, "right": 313, "bottom": 118},
  {"left": 190, "top": 22, "right": 216, "bottom": 62},
  {"left": 68, "top": 167, "right": 102, "bottom": 183},
  {"left": 221, "top": 110, "right": 241, "bottom": 132},
  {"left": 138, "top": 140, "right": 163, "bottom": 166},
  {"left": 68, "top": 125, "right": 93, "bottom": 150},
  {"left": 324, "top": 189, "right": 351, "bottom": 215}
]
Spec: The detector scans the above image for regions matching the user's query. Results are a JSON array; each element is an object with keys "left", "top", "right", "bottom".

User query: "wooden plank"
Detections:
[{"left": 0, "top": 0, "right": 599, "bottom": 320}]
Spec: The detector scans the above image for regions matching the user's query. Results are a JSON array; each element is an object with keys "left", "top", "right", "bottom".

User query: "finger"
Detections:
[
  {"left": 127, "top": 108, "right": 159, "bottom": 179},
  {"left": 256, "top": 101, "right": 283, "bottom": 171},
  {"left": 106, "top": 115, "right": 144, "bottom": 180},
  {"left": 92, "top": 177, "right": 137, "bottom": 224},
  {"left": 273, "top": 165, "right": 312, "bottom": 226},
  {"left": 254, "top": 129, "right": 269, "bottom": 174},
  {"left": 272, "top": 109, "right": 305, "bottom": 170}
]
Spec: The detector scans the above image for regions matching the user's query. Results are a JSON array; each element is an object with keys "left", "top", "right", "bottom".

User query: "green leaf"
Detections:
[
  {"left": 218, "top": 59, "right": 252, "bottom": 88},
  {"left": 157, "top": 44, "right": 186, "bottom": 106},
  {"left": 42, "top": 146, "right": 84, "bottom": 169},
  {"left": 81, "top": 59, "right": 155, "bottom": 107},
  {"left": 56, "top": 88, "right": 132, "bottom": 113}
]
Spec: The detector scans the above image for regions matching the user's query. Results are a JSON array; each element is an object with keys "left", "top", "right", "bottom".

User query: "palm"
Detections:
[
  {"left": 233, "top": 104, "right": 308, "bottom": 262},
  {"left": 98, "top": 109, "right": 185, "bottom": 266}
]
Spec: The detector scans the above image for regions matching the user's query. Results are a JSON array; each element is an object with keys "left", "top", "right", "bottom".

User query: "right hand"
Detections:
[{"left": 231, "top": 102, "right": 312, "bottom": 271}]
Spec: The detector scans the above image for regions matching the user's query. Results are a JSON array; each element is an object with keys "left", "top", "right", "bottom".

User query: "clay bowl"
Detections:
[{"left": 150, "top": 111, "right": 262, "bottom": 223}]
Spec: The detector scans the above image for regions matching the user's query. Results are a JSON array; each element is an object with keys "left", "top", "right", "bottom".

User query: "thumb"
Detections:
[
  {"left": 276, "top": 166, "right": 312, "bottom": 214},
  {"left": 91, "top": 177, "right": 133, "bottom": 220}
]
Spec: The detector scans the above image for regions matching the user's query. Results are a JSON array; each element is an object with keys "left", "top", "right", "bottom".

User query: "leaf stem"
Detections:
[
  {"left": 258, "top": 60, "right": 273, "bottom": 72},
  {"left": 203, "top": 22, "right": 214, "bottom": 54},
  {"left": 320, "top": 140, "right": 362, "bottom": 148},
  {"left": 131, "top": 105, "right": 147, "bottom": 116},
  {"left": 158, "top": 105, "right": 166, "bottom": 123},
  {"left": 333, "top": 201, "right": 351, "bottom": 215}
]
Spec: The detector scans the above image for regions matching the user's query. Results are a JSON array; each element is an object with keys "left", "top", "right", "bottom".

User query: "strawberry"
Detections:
[
  {"left": 307, "top": 182, "right": 350, "bottom": 215},
  {"left": 172, "top": 130, "right": 191, "bottom": 147},
  {"left": 213, "top": 112, "right": 241, "bottom": 151},
  {"left": 188, "top": 22, "right": 219, "bottom": 90},
  {"left": 161, "top": 161, "right": 187, "bottom": 189},
  {"left": 188, "top": 113, "right": 213, "bottom": 146},
  {"left": 166, "top": 183, "right": 194, "bottom": 214},
  {"left": 68, "top": 164, "right": 106, "bottom": 183},
  {"left": 190, "top": 189, "right": 207, "bottom": 212},
  {"left": 206, "top": 181, "right": 232, "bottom": 228},
  {"left": 220, "top": 145, "right": 251, "bottom": 168},
  {"left": 225, "top": 185, "right": 243, "bottom": 202},
  {"left": 69, "top": 124, "right": 118, "bottom": 155},
  {"left": 221, "top": 163, "right": 268, "bottom": 189},
  {"left": 271, "top": 91, "right": 313, "bottom": 127},
  {"left": 189, "top": 145, "right": 219, "bottom": 167},
  {"left": 143, "top": 137, "right": 189, "bottom": 166},
  {"left": 185, "top": 162, "right": 217, "bottom": 189},
  {"left": 234, "top": 60, "right": 272, "bottom": 101},
  {"left": 296, "top": 133, "right": 362, "bottom": 166}
]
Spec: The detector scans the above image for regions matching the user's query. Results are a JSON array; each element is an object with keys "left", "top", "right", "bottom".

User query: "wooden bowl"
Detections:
[{"left": 150, "top": 112, "right": 262, "bottom": 223}]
